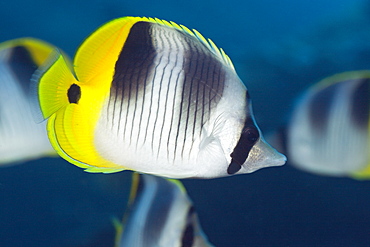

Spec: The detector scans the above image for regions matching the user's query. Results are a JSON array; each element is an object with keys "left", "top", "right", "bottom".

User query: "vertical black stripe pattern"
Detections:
[
  {"left": 172, "top": 27, "right": 225, "bottom": 160},
  {"left": 308, "top": 82, "right": 340, "bottom": 133},
  {"left": 107, "top": 21, "right": 226, "bottom": 163},
  {"left": 8, "top": 46, "right": 38, "bottom": 94},
  {"left": 350, "top": 78, "right": 370, "bottom": 129},
  {"left": 109, "top": 22, "right": 156, "bottom": 137},
  {"left": 143, "top": 176, "right": 175, "bottom": 246}
]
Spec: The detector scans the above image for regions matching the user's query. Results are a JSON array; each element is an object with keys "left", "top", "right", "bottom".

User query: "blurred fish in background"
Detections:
[
  {"left": 0, "top": 38, "right": 59, "bottom": 165},
  {"left": 272, "top": 71, "right": 370, "bottom": 179},
  {"left": 114, "top": 173, "right": 214, "bottom": 247}
]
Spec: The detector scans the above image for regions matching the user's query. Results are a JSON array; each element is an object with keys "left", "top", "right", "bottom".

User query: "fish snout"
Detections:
[{"left": 242, "top": 138, "right": 287, "bottom": 173}]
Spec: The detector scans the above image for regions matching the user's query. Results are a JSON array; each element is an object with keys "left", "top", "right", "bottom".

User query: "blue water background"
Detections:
[{"left": 1, "top": 0, "right": 370, "bottom": 246}]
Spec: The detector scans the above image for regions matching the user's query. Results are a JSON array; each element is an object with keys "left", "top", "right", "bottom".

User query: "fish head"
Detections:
[
  {"left": 234, "top": 133, "right": 287, "bottom": 174},
  {"left": 195, "top": 73, "right": 287, "bottom": 178},
  {"left": 225, "top": 113, "right": 287, "bottom": 176},
  {"left": 196, "top": 109, "right": 286, "bottom": 178}
]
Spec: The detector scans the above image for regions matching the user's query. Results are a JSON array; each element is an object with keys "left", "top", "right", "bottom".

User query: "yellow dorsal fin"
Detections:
[
  {"left": 73, "top": 16, "right": 235, "bottom": 86},
  {"left": 147, "top": 17, "right": 235, "bottom": 71},
  {"left": 73, "top": 17, "right": 148, "bottom": 84}
]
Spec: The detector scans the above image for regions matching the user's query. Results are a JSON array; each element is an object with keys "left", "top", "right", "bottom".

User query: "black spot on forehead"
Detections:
[{"left": 351, "top": 78, "right": 370, "bottom": 129}]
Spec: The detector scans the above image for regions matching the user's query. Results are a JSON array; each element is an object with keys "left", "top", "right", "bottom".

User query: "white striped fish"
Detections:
[
  {"left": 114, "top": 173, "right": 214, "bottom": 247},
  {"left": 0, "top": 38, "right": 57, "bottom": 165},
  {"left": 279, "top": 71, "right": 370, "bottom": 179},
  {"left": 33, "top": 16, "right": 286, "bottom": 178}
]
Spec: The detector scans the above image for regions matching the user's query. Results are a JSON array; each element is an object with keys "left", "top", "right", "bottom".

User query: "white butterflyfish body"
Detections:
[{"left": 34, "top": 17, "right": 286, "bottom": 178}]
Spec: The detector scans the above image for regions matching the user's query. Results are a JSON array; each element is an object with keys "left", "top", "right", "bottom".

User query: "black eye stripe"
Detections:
[
  {"left": 227, "top": 161, "right": 242, "bottom": 174},
  {"left": 227, "top": 121, "right": 260, "bottom": 174},
  {"left": 351, "top": 78, "right": 370, "bottom": 129}
]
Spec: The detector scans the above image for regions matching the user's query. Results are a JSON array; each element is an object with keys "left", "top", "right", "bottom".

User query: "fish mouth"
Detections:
[
  {"left": 240, "top": 138, "right": 287, "bottom": 174},
  {"left": 261, "top": 141, "right": 287, "bottom": 167},
  {"left": 226, "top": 137, "right": 287, "bottom": 175}
]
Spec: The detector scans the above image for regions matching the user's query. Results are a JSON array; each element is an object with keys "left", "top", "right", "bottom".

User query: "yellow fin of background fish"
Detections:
[
  {"left": 0, "top": 38, "right": 56, "bottom": 66},
  {"left": 127, "top": 172, "right": 140, "bottom": 205},
  {"left": 350, "top": 164, "right": 370, "bottom": 180},
  {"left": 112, "top": 217, "right": 124, "bottom": 247},
  {"left": 166, "top": 178, "right": 187, "bottom": 194},
  {"left": 312, "top": 70, "right": 370, "bottom": 92}
]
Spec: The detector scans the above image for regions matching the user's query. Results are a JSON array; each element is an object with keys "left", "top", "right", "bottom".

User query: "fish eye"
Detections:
[
  {"left": 243, "top": 126, "right": 259, "bottom": 146},
  {"left": 67, "top": 84, "right": 81, "bottom": 104}
]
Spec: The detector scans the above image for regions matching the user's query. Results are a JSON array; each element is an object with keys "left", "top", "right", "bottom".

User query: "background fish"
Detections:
[
  {"left": 0, "top": 38, "right": 58, "bottom": 165},
  {"left": 33, "top": 16, "right": 286, "bottom": 178},
  {"left": 114, "top": 173, "right": 214, "bottom": 247},
  {"left": 274, "top": 71, "right": 370, "bottom": 179}
]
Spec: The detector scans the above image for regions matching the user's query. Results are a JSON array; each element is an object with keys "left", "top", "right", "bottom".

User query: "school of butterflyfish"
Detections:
[{"left": 2, "top": 14, "right": 368, "bottom": 246}]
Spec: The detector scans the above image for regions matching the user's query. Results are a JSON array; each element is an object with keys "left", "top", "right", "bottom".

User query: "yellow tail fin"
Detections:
[{"left": 32, "top": 50, "right": 77, "bottom": 121}]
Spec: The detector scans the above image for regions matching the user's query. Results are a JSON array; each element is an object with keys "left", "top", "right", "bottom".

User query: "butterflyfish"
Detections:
[
  {"left": 114, "top": 173, "right": 214, "bottom": 247},
  {"left": 0, "top": 38, "right": 58, "bottom": 165},
  {"left": 278, "top": 71, "right": 370, "bottom": 179},
  {"left": 33, "top": 16, "right": 286, "bottom": 178}
]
